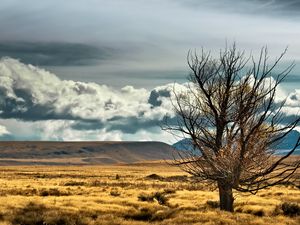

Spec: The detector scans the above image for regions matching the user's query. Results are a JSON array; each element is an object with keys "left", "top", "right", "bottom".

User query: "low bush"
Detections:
[
  {"left": 138, "top": 193, "right": 154, "bottom": 202},
  {"left": 39, "top": 188, "right": 70, "bottom": 196},
  {"left": 63, "top": 181, "right": 86, "bottom": 186},
  {"left": 237, "top": 206, "right": 266, "bottom": 217},
  {"left": 124, "top": 207, "right": 176, "bottom": 222},
  {"left": 151, "top": 208, "right": 177, "bottom": 221},
  {"left": 163, "top": 188, "right": 176, "bottom": 194},
  {"left": 138, "top": 191, "right": 170, "bottom": 206},
  {"left": 11, "top": 202, "right": 90, "bottom": 225},
  {"left": 281, "top": 202, "right": 300, "bottom": 217},
  {"left": 206, "top": 200, "right": 220, "bottom": 209},
  {"left": 110, "top": 189, "right": 121, "bottom": 197},
  {"left": 252, "top": 209, "right": 265, "bottom": 217},
  {"left": 153, "top": 192, "right": 169, "bottom": 206},
  {"left": 125, "top": 207, "right": 153, "bottom": 221},
  {"left": 12, "top": 202, "right": 46, "bottom": 225}
]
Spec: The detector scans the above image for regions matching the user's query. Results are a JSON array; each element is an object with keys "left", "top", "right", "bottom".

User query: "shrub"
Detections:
[
  {"left": 243, "top": 208, "right": 266, "bottom": 217},
  {"left": 138, "top": 193, "right": 154, "bottom": 202},
  {"left": 39, "top": 188, "right": 69, "bottom": 196},
  {"left": 235, "top": 207, "right": 243, "bottom": 213},
  {"left": 42, "top": 212, "right": 87, "bottom": 225},
  {"left": 138, "top": 191, "right": 169, "bottom": 206},
  {"left": 63, "top": 181, "right": 86, "bottom": 186},
  {"left": 281, "top": 202, "right": 300, "bottom": 217},
  {"left": 125, "top": 207, "right": 153, "bottom": 221},
  {"left": 0, "top": 212, "right": 4, "bottom": 221},
  {"left": 11, "top": 202, "right": 88, "bottom": 225},
  {"left": 252, "top": 209, "right": 265, "bottom": 217},
  {"left": 163, "top": 188, "right": 176, "bottom": 194},
  {"left": 153, "top": 192, "right": 169, "bottom": 206},
  {"left": 151, "top": 209, "right": 177, "bottom": 221},
  {"left": 11, "top": 202, "right": 47, "bottom": 225},
  {"left": 110, "top": 189, "right": 121, "bottom": 197},
  {"left": 206, "top": 200, "right": 220, "bottom": 209},
  {"left": 124, "top": 207, "right": 176, "bottom": 222}
]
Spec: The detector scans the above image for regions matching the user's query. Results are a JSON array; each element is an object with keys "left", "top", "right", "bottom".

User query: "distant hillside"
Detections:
[
  {"left": 172, "top": 138, "right": 195, "bottom": 152},
  {"left": 273, "top": 130, "right": 300, "bottom": 152},
  {"left": 0, "top": 141, "right": 176, "bottom": 165},
  {"left": 172, "top": 130, "right": 300, "bottom": 155}
]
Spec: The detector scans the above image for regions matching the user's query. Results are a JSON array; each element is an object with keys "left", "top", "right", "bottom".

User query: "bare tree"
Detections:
[{"left": 163, "top": 44, "right": 300, "bottom": 212}]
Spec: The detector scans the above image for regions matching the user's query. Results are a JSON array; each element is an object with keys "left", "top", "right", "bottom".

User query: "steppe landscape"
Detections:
[
  {"left": 1, "top": 1, "right": 300, "bottom": 224},
  {"left": 0, "top": 141, "right": 298, "bottom": 225},
  {"left": 0, "top": 164, "right": 299, "bottom": 225}
]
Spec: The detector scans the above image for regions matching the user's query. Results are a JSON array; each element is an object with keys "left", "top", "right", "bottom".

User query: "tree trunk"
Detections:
[{"left": 218, "top": 182, "right": 234, "bottom": 212}]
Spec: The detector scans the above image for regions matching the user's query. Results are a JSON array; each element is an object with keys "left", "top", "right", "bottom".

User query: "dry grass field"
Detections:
[{"left": 0, "top": 163, "right": 298, "bottom": 225}]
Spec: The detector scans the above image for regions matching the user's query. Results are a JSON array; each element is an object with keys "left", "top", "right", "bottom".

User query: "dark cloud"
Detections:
[
  {"left": 248, "top": 0, "right": 300, "bottom": 16},
  {"left": 254, "top": 0, "right": 300, "bottom": 11},
  {"left": 69, "top": 117, "right": 160, "bottom": 134},
  {"left": 178, "top": 0, "right": 300, "bottom": 16},
  {"left": 0, "top": 42, "right": 115, "bottom": 66},
  {"left": 148, "top": 89, "right": 171, "bottom": 107},
  {"left": 70, "top": 121, "right": 105, "bottom": 131},
  {"left": 107, "top": 117, "right": 159, "bottom": 134},
  {"left": 0, "top": 0, "right": 299, "bottom": 89},
  {"left": 284, "top": 74, "right": 300, "bottom": 83},
  {"left": 0, "top": 86, "right": 86, "bottom": 121}
]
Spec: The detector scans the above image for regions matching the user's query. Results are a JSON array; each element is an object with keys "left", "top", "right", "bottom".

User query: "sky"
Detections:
[{"left": 0, "top": 0, "right": 300, "bottom": 143}]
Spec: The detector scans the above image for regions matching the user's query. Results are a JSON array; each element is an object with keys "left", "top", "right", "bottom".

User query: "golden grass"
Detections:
[{"left": 0, "top": 164, "right": 298, "bottom": 225}]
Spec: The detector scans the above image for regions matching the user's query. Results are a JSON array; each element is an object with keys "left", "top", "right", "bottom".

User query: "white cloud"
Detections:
[
  {"left": 0, "top": 58, "right": 299, "bottom": 143},
  {"left": 0, "top": 58, "right": 190, "bottom": 141},
  {"left": 278, "top": 89, "right": 300, "bottom": 121},
  {"left": 0, "top": 118, "right": 176, "bottom": 143},
  {"left": 38, "top": 120, "right": 123, "bottom": 141},
  {"left": 0, "top": 124, "right": 9, "bottom": 136},
  {"left": 286, "top": 89, "right": 300, "bottom": 106},
  {"left": 0, "top": 57, "right": 186, "bottom": 123}
]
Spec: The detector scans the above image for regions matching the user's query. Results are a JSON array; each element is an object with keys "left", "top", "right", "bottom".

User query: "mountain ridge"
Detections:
[{"left": 172, "top": 130, "right": 300, "bottom": 155}]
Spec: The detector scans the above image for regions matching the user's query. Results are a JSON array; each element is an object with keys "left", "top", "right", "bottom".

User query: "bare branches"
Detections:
[{"left": 163, "top": 44, "right": 300, "bottom": 211}]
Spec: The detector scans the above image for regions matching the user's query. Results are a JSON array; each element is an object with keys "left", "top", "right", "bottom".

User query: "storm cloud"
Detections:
[
  {"left": 0, "top": 42, "right": 115, "bottom": 66},
  {"left": 177, "top": 0, "right": 300, "bottom": 15},
  {"left": 0, "top": 0, "right": 300, "bottom": 88}
]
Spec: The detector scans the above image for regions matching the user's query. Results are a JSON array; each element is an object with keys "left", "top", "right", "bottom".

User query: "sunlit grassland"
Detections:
[{"left": 0, "top": 164, "right": 298, "bottom": 225}]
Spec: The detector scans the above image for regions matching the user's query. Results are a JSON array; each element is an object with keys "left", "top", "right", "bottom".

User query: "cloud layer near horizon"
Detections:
[
  {"left": 0, "top": 58, "right": 299, "bottom": 143},
  {"left": 0, "top": 58, "right": 187, "bottom": 142}
]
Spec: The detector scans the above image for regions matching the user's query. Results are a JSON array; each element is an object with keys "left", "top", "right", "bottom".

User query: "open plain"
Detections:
[{"left": 0, "top": 163, "right": 298, "bottom": 225}]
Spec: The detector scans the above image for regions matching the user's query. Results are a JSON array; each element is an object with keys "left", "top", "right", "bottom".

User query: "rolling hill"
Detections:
[{"left": 0, "top": 141, "right": 176, "bottom": 165}]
